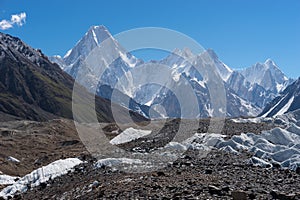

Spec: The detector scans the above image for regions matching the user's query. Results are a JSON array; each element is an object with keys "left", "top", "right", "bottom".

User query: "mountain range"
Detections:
[
  {"left": 0, "top": 25, "right": 295, "bottom": 121},
  {"left": 49, "top": 25, "right": 293, "bottom": 118}
]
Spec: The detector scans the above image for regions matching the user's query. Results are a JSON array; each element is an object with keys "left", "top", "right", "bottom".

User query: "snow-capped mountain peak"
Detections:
[
  {"left": 171, "top": 47, "right": 195, "bottom": 60},
  {"left": 90, "top": 25, "right": 109, "bottom": 31},
  {"left": 62, "top": 25, "right": 114, "bottom": 66},
  {"left": 200, "top": 49, "right": 233, "bottom": 81},
  {"left": 49, "top": 25, "right": 294, "bottom": 119},
  {"left": 264, "top": 58, "right": 289, "bottom": 81},
  {"left": 180, "top": 47, "right": 195, "bottom": 59},
  {"left": 88, "top": 25, "right": 112, "bottom": 44},
  {"left": 264, "top": 58, "right": 276, "bottom": 66},
  {"left": 240, "top": 59, "right": 289, "bottom": 93}
]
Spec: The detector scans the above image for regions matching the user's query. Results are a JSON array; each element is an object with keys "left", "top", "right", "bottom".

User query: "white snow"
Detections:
[
  {"left": 276, "top": 83, "right": 284, "bottom": 92},
  {"left": 248, "top": 156, "right": 272, "bottom": 167},
  {"left": 231, "top": 117, "right": 261, "bottom": 123},
  {"left": 110, "top": 127, "right": 152, "bottom": 145},
  {"left": 261, "top": 94, "right": 288, "bottom": 117},
  {"left": 0, "top": 158, "right": 82, "bottom": 199},
  {"left": 92, "top": 29, "right": 99, "bottom": 45},
  {"left": 207, "top": 107, "right": 214, "bottom": 117},
  {"left": 52, "top": 55, "right": 62, "bottom": 59},
  {"left": 240, "top": 59, "right": 288, "bottom": 93},
  {"left": 274, "top": 96, "right": 294, "bottom": 117},
  {"left": 0, "top": 175, "right": 19, "bottom": 185},
  {"left": 221, "top": 63, "right": 233, "bottom": 81},
  {"left": 223, "top": 63, "right": 233, "bottom": 73},
  {"left": 248, "top": 86, "right": 254, "bottom": 92},
  {"left": 145, "top": 99, "right": 154, "bottom": 106},
  {"left": 191, "top": 77, "right": 206, "bottom": 88},
  {"left": 172, "top": 71, "right": 181, "bottom": 82},
  {"left": 119, "top": 51, "right": 136, "bottom": 68},
  {"left": 63, "top": 49, "right": 72, "bottom": 59},
  {"left": 7, "top": 156, "right": 20, "bottom": 163}
]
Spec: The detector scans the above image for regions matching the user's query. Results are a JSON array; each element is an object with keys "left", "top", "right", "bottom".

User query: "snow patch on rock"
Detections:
[{"left": 110, "top": 127, "right": 152, "bottom": 145}]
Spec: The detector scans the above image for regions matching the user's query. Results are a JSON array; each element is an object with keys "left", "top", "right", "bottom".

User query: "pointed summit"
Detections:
[
  {"left": 181, "top": 47, "right": 195, "bottom": 58},
  {"left": 264, "top": 58, "right": 275, "bottom": 66},
  {"left": 89, "top": 25, "right": 108, "bottom": 30},
  {"left": 171, "top": 47, "right": 195, "bottom": 59},
  {"left": 63, "top": 25, "right": 114, "bottom": 65},
  {"left": 88, "top": 25, "right": 112, "bottom": 44},
  {"left": 240, "top": 58, "right": 289, "bottom": 92},
  {"left": 264, "top": 58, "right": 281, "bottom": 71},
  {"left": 199, "top": 48, "right": 233, "bottom": 81}
]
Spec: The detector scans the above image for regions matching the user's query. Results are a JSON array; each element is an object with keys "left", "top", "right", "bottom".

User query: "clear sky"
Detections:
[{"left": 0, "top": 0, "right": 299, "bottom": 78}]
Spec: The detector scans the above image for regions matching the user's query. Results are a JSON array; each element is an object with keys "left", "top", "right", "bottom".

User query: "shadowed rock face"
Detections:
[
  {"left": 260, "top": 78, "right": 300, "bottom": 117},
  {"left": 0, "top": 32, "right": 147, "bottom": 123},
  {"left": 0, "top": 33, "right": 74, "bottom": 121}
]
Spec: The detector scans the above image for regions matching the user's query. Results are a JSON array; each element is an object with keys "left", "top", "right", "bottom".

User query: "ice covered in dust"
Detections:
[
  {"left": 110, "top": 127, "right": 152, "bottom": 145},
  {"left": 104, "top": 112, "right": 300, "bottom": 171},
  {"left": 212, "top": 123, "right": 300, "bottom": 170},
  {"left": 0, "top": 158, "right": 82, "bottom": 199},
  {"left": 173, "top": 111, "right": 300, "bottom": 170}
]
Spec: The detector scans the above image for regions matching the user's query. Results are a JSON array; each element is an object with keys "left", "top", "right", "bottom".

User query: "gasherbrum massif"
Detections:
[{"left": 50, "top": 26, "right": 293, "bottom": 118}]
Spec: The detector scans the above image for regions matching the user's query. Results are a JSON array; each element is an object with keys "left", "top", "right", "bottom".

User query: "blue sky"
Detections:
[{"left": 0, "top": 0, "right": 299, "bottom": 78}]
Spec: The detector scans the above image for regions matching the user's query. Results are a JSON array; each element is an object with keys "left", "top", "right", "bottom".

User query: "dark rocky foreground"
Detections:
[
  {"left": 20, "top": 150, "right": 300, "bottom": 200},
  {"left": 1, "top": 118, "right": 299, "bottom": 199}
]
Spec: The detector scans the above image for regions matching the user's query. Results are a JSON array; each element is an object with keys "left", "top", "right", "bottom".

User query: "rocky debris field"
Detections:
[
  {"left": 104, "top": 118, "right": 277, "bottom": 153},
  {"left": 20, "top": 149, "right": 300, "bottom": 200},
  {"left": 1, "top": 117, "right": 299, "bottom": 199}
]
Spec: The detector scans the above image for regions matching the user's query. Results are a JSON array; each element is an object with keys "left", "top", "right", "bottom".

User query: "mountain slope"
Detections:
[
  {"left": 0, "top": 32, "right": 147, "bottom": 122},
  {"left": 152, "top": 49, "right": 260, "bottom": 118},
  {"left": 226, "top": 59, "right": 293, "bottom": 109},
  {"left": 49, "top": 26, "right": 151, "bottom": 118},
  {"left": 205, "top": 49, "right": 233, "bottom": 81},
  {"left": 226, "top": 71, "right": 275, "bottom": 108},
  {"left": 259, "top": 78, "right": 300, "bottom": 117}
]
